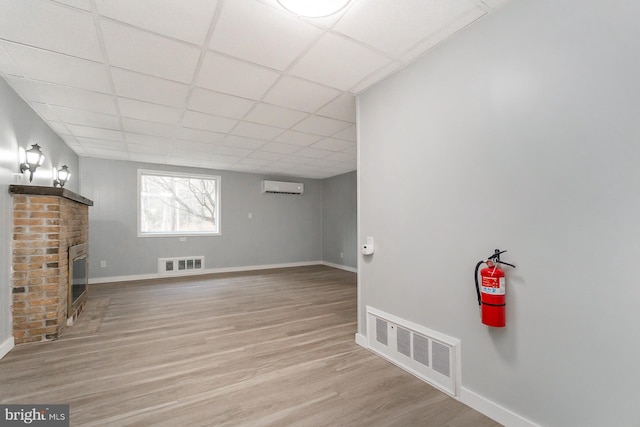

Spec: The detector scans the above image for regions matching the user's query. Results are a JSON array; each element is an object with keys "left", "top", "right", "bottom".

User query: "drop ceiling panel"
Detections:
[
  {"left": 210, "top": 0, "right": 322, "bottom": 71},
  {"left": 100, "top": 19, "right": 200, "bottom": 83},
  {"left": 334, "top": 0, "right": 480, "bottom": 58},
  {"left": 0, "top": 0, "right": 102, "bottom": 61},
  {"left": 196, "top": 52, "right": 280, "bottom": 99},
  {"left": 111, "top": 68, "right": 190, "bottom": 107},
  {"left": 188, "top": 87, "right": 256, "bottom": 118},
  {"left": 122, "top": 118, "right": 178, "bottom": 138},
  {"left": 1, "top": 42, "right": 111, "bottom": 92},
  {"left": 289, "top": 32, "right": 393, "bottom": 91},
  {"left": 0, "top": 0, "right": 509, "bottom": 178},
  {"left": 263, "top": 76, "right": 341, "bottom": 112},
  {"left": 182, "top": 110, "right": 237, "bottom": 133},
  {"left": 316, "top": 93, "right": 356, "bottom": 122},
  {"left": 28, "top": 81, "right": 117, "bottom": 115},
  {"left": 245, "top": 103, "right": 308, "bottom": 128},
  {"left": 50, "top": 105, "right": 120, "bottom": 129},
  {"left": 292, "top": 115, "right": 353, "bottom": 136},
  {"left": 118, "top": 98, "right": 183, "bottom": 124},
  {"left": 231, "top": 121, "right": 284, "bottom": 140},
  {"left": 95, "top": 0, "right": 218, "bottom": 45},
  {"left": 176, "top": 127, "right": 227, "bottom": 144}
]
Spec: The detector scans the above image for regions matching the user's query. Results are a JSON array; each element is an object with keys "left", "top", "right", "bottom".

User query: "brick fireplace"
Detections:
[{"left": 9, "top": 185, "right": 93, "bottom": 344}]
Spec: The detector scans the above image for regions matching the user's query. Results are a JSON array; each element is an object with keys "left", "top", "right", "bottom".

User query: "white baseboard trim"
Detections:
[
  {"left": 0, "top": 336, "right": 15, "bottom": 360},
  {"left": 354, "top": 332, "right": 367, "bottom": 348},
  {"left": 89, "top": 261, "right": 325, "bottom": 284},
  {"left": 321, "top": 261, "right": 357, "bottom": 273},
  {"left": 460, "top": 387, "right": 540, "bottom": 427}
]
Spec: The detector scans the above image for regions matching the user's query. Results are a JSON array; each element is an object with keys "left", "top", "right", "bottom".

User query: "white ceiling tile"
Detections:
[
  {"left": 249, "top": 150, "right": 285, "bottom": 161},
  {"left": 1, "top": 42, "right": 111, "bottom": 92},
  {"left": 316, "top": 93, "right": 356, "bottom": 122},
  {"left": 96, "top": 0, "right": 218, "bottom": 45},
  {"left": 111, "top": 68, "right": 190, "bottom": 107},
  {"left": 30, "top": 102, "right": 58, "bottom": 121},
  {"left": 357, "top": 57, "right": 398, "bottom": 88},
  {"left": 0, "top": 44, "right": 23, "bottom": 76},
  {"left": 77, "top": 137, "right": 126, "bottom": 150},
  {"left": 209, "top": 154, "right": 242, "bottom": 164},
  {"left": 128, "top": 141, "right": 171, "bottom": 153},
  {"left": 222, "top": 135, "right": 267, "bottom": 149},
  {"left": 51, "top": 105, "right": 120, "bottom": 129},
  {"left": 66, "top": 124, "right": 124, "bottom": 141},
  {"left": 245, "top": 103, "right": 308, "bottom": 129},
  {"left": 292, "top": 115, "right": 352, "bottom": 136},
  {"left": 295, "top": 147, "right": 334, "bottom": 159},
  {"left": 118, "top": 98, "right": 183, "bottom": 124},
  {"left": 188, "top": 87, "right": 256, "bottom": 119},
  {"left": 182, "top": 111, "right": 237, "bottom": 133},
  {"left": 273, "top": 129, "right": 323, "bottom": 146},
  {"left": 176, "top": 127, "right": 226, "bottom": 144},
  {"left": 289, "top": 32, "right": 392, "bottom": 91},
  {"left": 479, "top": 0, "right": 510, "bottom": 10},
  {"left": 259, "top": 142, "right": 301, "bottom": 155},
  {"left": 213, "top": 145, "right": 253, "bottom": 157},
  {"left": 324, "top": 151, "right": 357, "bottom": 162},
  {"left": 3, "top": 76, "right": 44, "bottom": 102},
  {"left": 100, "top": 19, "right": 200, "bottom": 83},
  {"left": 263, "top": 76, "right": 341, "bottom": 112},
  {"left": 310, "top": 137, "right": 354, "bottom": 152},
  {"left": 334, "top": 0, "right": 481, "bottom": 58},
  {"left": 171, "top": 141, "right": 218, "bottom": 153},
  {"left": 125, "top": 133, "right": 172, "bottom": 146},
  {"left": 47, "top": 121, "right": 72, "bottom": 135},
  {"left": 400, "top": 6, "right": 485, "bottom": 63},
  {"left": 196, "top": 52, "right": 280, "bottom": 99},
  {"left": 280, "top": 155, "right": 314, "bottom": 164},
  {"left": 52, "top": 0, "right": 92, "bottom": 11},
  {"left": 332, "top": 124, "right": 357, "bottom": 141},
  {"left": 343, "top": 144, "right": 357, "bottom": 154},
  {"left": 231, "top": 121, "right": 284, "bottom": 139},
  {"left": 210, "top": 0, "right": 322, "bottom": 71},
  {"left": 128, "top": 152, "right": 168, "bottom": 164},
  {"left": 28, "top": 81, "right": 117, "bottom": 114},
  {"left": 237, "top": 157, "right": 269, "bottom": 167},
  {"left": 122, "top": 118, "right": 177, "bottom": 138},
  {"left": 0, "top": 0, "right": 102, "bottom": 61},
  {"left": 84, "top": 148, "right": 129, "bottom": 160}
]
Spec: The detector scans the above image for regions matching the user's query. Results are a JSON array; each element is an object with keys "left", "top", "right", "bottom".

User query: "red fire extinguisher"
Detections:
[{"left": 474, "top": 249, "right": 515, "bottom": 327}]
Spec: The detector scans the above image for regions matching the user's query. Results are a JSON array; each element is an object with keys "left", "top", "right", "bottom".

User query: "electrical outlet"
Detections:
[
  {"left": 340, "top": 252, "right": 344, "bottom": 259},
  {"left": 100, "top": 260, "right": 107, "bottom": 268}
]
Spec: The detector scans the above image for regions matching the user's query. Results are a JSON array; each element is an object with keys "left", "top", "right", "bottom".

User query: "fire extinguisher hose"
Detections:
[{"left": 474, "top": 260, "right": 484, "bottom": 306}]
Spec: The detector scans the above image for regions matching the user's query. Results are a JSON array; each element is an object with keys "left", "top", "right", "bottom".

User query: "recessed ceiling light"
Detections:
[{"left": 276, "top": 0, "right": 351, "bottom": 18}]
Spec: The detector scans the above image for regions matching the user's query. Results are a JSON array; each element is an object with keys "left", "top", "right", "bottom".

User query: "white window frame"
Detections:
[{"left": 137, "top": 169, "right": 221, "bottom": 237}]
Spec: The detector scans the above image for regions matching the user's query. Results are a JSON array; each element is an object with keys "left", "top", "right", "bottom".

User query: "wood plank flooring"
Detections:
[{"left": 0, "top": 266, "right": 501, "bottom": 426}]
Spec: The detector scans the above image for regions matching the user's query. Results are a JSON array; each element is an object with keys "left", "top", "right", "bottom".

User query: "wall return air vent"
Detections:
[
  {"left": 158, "top": 256, "right": 204, "bottom": 276},
  {"left": 366, "top": 306, "right": 461, "bottom": 397},
  {"left": 261, "top": 180, "right": 304, "bottom": 195}
]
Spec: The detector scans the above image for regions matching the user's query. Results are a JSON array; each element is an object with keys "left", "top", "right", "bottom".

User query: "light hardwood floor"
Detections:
[{"left": 0, "top": 266, "right": 501, "bottom": 426}]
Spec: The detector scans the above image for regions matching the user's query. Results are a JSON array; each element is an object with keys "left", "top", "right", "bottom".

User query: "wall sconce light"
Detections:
[
  {"left": 53, "top": 165, "right": 70, "bottom": 188},
  {"left": 19, "top": 143, "right": 46, "bottom": 182}
]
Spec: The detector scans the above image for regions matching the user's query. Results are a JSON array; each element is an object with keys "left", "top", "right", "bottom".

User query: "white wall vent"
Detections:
[
  {"left": 158, "top": 256, "right": 204, "bottom": 276},
  {"left": 261, "top": 180, "right": 304, "bottom": 195},
  {"left": 366, "top": 306, "right": 461, "bottom": 397}
]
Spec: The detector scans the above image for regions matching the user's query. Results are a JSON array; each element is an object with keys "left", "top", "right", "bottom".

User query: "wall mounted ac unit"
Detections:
[{"left": 261, "top": 180, "right": 304, "bottom": 195}]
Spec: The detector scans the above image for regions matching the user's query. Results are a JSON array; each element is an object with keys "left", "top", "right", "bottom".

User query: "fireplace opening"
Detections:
[{"left": 68, "top": 243, "right": 88, "bottom": 319}]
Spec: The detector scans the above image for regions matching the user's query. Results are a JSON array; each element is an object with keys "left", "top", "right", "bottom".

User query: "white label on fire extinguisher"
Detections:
[{"left": 481, "top": 277, "right": 506, "bottom": 295}]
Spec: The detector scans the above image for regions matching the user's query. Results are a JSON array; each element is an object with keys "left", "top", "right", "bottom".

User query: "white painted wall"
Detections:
[
  {"left": 358, "top": 0, "right": 640, "bottom": 425},
  {"left": 0, "top": 78, "right": 79, "bottom": 357}
]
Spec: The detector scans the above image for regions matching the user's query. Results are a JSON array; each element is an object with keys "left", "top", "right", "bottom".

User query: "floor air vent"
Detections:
[
  {"left": 366, "top": 306, "right": 461, "bottom": 396},
  {"left": 158, "top": 256, "right": 204, "bottom": 276}
]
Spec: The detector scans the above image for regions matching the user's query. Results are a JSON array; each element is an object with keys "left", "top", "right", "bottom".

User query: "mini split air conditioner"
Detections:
[{"left": 261, "top": 180, "right": 304, "bottom": 195}]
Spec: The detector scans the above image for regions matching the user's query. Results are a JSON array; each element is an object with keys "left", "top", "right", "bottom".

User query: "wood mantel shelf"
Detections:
[{"left": 9, "top": 185, "right": 93, "bottom": 206}]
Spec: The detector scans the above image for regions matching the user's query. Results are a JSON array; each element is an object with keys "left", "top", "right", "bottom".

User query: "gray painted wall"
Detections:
[
  {"left": 358, "top": 0, "right": 640, "bottom": 425},
  {"left": 80, "top": 157, "right": 324, "bottom": 279},
  {"left": 0, "top": 78, "right": 79, "bottom": 350},
  {"left": 322, "top": 171, "right": 357, "bottom": 269}
]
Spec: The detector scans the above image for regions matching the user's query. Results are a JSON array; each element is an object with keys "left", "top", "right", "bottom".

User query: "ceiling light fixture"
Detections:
[
  {"left": 53, "top": 165, "right": 70, "bottom": 188},
  {"left": 276, "top": 0, "right": 351, "bottom": 18},
  {"left": 19, "top": 143, "right": 46, "bottom": 183}
]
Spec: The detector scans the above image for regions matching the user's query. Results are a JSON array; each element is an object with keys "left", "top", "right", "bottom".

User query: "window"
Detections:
[{"left": 138, "top": 170, "right": 220, "bottom": 236}]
